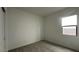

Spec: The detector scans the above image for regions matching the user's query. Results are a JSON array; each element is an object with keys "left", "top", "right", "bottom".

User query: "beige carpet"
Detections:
[{"left": 9, "top": 40, "right": 74, "bottom": 52}]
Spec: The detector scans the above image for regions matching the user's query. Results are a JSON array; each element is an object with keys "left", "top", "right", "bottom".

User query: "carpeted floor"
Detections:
[{"left": 9, "top": 40, "right": 74, "bottom": 52}]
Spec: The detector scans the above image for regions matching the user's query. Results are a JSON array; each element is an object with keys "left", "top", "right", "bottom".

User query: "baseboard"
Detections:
[{"left": 42, "top": 40, "right": 79, "bottom": 52}]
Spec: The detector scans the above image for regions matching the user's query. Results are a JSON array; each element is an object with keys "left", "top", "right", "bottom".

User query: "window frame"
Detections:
[{"left": 61, "top": 14, "right": 77, "bottom": 36}]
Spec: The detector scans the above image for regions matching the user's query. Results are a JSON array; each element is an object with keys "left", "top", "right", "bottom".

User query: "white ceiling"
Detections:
[{"left": 18, "top": 7, "right": 66, "bottom": 16}]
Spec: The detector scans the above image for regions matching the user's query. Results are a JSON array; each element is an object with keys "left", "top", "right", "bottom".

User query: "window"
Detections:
[{"left": 61, "top": 15, "right": 77, "bottom": 36}]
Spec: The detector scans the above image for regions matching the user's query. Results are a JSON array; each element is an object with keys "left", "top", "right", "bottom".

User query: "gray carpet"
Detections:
[{"left": 9, "top": 41, "right": 74, "bottom": 52}]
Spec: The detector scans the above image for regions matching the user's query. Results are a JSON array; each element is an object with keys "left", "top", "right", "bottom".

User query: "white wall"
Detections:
[
  {"left": 45, "top": 8, "right": 79, "bottom": 51},
  {"left": 7, "top": 8, "right": 44, "bottom": 50}
]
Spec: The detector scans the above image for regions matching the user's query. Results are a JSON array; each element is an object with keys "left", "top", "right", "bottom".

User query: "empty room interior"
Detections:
[{"left": 0, "top": 7, "right": 79, "bottom": 52}]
